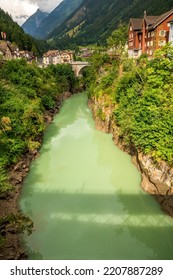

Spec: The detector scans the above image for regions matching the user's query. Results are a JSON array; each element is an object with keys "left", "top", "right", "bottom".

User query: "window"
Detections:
[
  {"left": 150, "top": 40, "right": 153, "bottom": 46},
  {"left": 151, "top": 31, "right": 154, "bottom": 37},
  {"left": 148, "top": 32, "right": 150, "bottom": 38},
  {"left": 158, "top": 40, "right": 166, "bottom": 46},
  {"left": 150, "top": 50, "right": 153, "bottom": 55},
  {"left": 130, "top": 26, "right": 132, "bottom": 31},
  {"left": 159, "top": 30, "right": 166, "bottom": 37}
]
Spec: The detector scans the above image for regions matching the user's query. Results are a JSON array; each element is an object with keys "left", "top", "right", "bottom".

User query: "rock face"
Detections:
[
  {"left": 22, "top": 9, "right": 49, "bottom": 37},
  {"left": 89, "top": 96, "right": 173, "bottom": 218}
]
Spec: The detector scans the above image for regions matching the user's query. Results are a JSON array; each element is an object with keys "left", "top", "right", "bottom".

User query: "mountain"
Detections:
[
  {"left": 48, "top": 0, "right": 173, "bottom": 48},
  {"left": 22, "top": 9, "right": 49, "bottom": 37},
  {"left": 0, "top": 8, "right": 49, "bottom": 55},
  {"left": 33, "top": 0, "right": 83, "bottom": 39}
]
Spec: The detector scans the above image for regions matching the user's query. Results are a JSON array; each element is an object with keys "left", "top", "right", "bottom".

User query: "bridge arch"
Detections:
[
  {"left": 77, "top": 65, "right": 90, "bottom": 77},
  {"left": 71, "top": 61, "right": 90, "bottom": 77}
]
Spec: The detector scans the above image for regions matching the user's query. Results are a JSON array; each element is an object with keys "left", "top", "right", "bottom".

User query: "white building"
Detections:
[{"left": 43, "top": 50, "right": 74, "bottom": 66}]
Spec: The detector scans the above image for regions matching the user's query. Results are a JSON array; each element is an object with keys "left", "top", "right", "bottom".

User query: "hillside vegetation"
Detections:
[
  {"left": 85, "top": 44, "right": 173, "bottom": 164},
  {"left": 32, "top": 0, "right": 83, "bottom": 39},
  {"left": 0, "top": 60, "right": 76, "bottom": 195},
  {"left": 49, "top": 0, "right": 173, "bottom": 48},
  {"left": 0, "top": 58, "right": 77, "bottom": 252},
  {"left": 0, "top": 8, "right": 48, "bottom": 55}
]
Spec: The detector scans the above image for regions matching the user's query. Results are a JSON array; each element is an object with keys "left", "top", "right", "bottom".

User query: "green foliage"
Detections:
[
  {"left": 96, "top": 108, "right": 106, "bottom": 121},
  {"left": 0, "top": 8, "right": 49, "bottom": 55},
  {"left": 49, "top": 0, "right": 173, "bottom": 48},
  {"left": 0, "top": 213, "right": 33, "bottom": 247},
  {"left": 107, "top": 23, "right": 128, "bottom": 49},
  {"left": 87, "top": 44, "right": 173, "bottom": 164},
  {"left": 0, "top": 167, "right": 13, "bottom": 194},
  {"left": 0, "top": 60, "right": 77, "bottom": 194}
]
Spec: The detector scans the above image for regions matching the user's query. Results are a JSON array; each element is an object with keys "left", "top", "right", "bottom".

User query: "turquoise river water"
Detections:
[{"left": 19, "top": 92, "right": 173, "bottom": 260}]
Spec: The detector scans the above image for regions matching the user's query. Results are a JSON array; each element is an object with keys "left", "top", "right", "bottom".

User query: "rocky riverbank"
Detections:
[
  {"left": 88, "top": 96, "right": 173, "bottom": 218},
  {"left": 0, "top": 92, "right": 72, "bottom": 260}
]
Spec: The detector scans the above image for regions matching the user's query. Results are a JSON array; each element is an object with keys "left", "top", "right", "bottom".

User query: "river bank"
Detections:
[
  {"left": 18, "top": 92, "right": 173, "bottom": 260},
  {"left": 0, "top": 91, "right": 72, "bottom": 260},
  {"left": 88, "top": 95, "right": 173, "bottom": 218}
]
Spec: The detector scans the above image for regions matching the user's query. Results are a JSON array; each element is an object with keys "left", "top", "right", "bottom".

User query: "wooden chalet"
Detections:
[{"left": 128, "top": 9, "right": 173, "bottom": 57}]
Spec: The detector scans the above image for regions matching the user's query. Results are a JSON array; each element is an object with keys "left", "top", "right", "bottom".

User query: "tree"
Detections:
[{"left": 107, "top": 23, "right": 128, "bottom": 53}]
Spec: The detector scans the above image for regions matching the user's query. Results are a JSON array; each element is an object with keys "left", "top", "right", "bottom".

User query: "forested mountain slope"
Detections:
[
  {"left": 0, "top": 8, "right": 48, "bottom": 55},
  {"left": 33, "top": 0, "right": 83, "bottom": 39},
  {"left": 48, "top": 0, "right": 173, "bottom": 47}
]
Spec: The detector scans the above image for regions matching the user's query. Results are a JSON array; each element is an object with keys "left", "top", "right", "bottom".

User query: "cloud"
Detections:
[
  {"left": 0, "top": 0, "right": 62, "bottom": 25},
  {"left": 29, "top": 1, "right": 63, "bottom": 12}
]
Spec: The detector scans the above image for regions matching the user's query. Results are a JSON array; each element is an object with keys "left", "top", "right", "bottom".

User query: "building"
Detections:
[
  {"left": 0, "top": 40, "right": 36, "bottom": 61},
  {"left": 43, "top": 50, "right": 74, "bottom": 66},
  {"left": 168, "top": 19, "right": 173, "bottom": 45},
  {"left": 128, "top": 9, "right": 173, "bottom": 57},
  {"left": 0, "top": 40, "right": 18, "bottom": 60}
]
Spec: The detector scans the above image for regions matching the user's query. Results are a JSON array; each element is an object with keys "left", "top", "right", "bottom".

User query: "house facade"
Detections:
[
  {"left": 43, "top": 50, "right": 74, "bottom": 66},
  {"left": 169, "top": 19, "right": 173, "bottom": 45},
  {"left": 128, "top": 9, "right": 173, "bottom": 57}
]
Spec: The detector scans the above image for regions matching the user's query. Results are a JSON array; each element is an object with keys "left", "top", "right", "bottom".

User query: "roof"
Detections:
[
  {"left": 144, "top": 16, "right": 159, "bottom": 26},
  {"left": 130, "top": 9, "right": 173, "bottom": 32},
  {"left": 43, "top": 50, "right": 74, "bottom": 57},
  {"left": 145, "top": 9, "right": 173, "bottom": 30},
  {"left": 153, "top": 9, "right": 173, "bottom": 28},
  {"left": 130, "top": 18, "right": 143, "bottom": 30}
]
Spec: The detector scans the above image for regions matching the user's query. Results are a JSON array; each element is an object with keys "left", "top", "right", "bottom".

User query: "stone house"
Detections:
[{"left": 128, "top": 9, "right": 173, "bottom": 57}]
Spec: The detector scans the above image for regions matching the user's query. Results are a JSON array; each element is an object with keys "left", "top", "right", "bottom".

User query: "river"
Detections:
[{"left": 19, "top": 92, "right": 173, "bottom": 260}]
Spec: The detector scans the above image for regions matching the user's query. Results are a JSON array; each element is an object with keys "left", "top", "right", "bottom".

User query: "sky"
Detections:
[{"left": 0, "top": 0, "right": 63, "bottom": 25}]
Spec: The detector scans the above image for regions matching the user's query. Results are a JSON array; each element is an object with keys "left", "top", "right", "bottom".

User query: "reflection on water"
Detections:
[{"left": 19, "top": 93, "right": 173, "bottom": 260}]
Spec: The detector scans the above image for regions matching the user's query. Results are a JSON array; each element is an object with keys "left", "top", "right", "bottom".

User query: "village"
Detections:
[{"left": 1, "top": 8, "right": 173, "bottom": 65}]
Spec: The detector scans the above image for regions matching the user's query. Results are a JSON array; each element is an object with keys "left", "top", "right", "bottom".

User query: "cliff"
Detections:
[{"left": 89, "top": 95, "right": 173, "bottom": 217}]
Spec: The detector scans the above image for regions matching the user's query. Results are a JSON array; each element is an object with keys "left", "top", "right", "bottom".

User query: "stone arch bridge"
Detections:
[{"left": 71, "top": 61, "right": 90, "bottom": 77}]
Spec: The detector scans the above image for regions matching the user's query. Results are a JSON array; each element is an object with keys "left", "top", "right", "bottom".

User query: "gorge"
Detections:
[{"left": 19, "top": 92, "right": 173, "bottom": 260}]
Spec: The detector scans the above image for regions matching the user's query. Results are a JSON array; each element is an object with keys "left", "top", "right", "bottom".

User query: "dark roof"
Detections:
[
  {"left": 130, "top": 9, "right": 173, "bottom": 32},
  {"left": 145, "top": 16, "right": 159, "bottom": 26},
  {"left": 152, "top": 9, "right": 173, "bottom": 28},
  {"left": 130, "top": 18, "right": 143, "bottom": 30}
]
